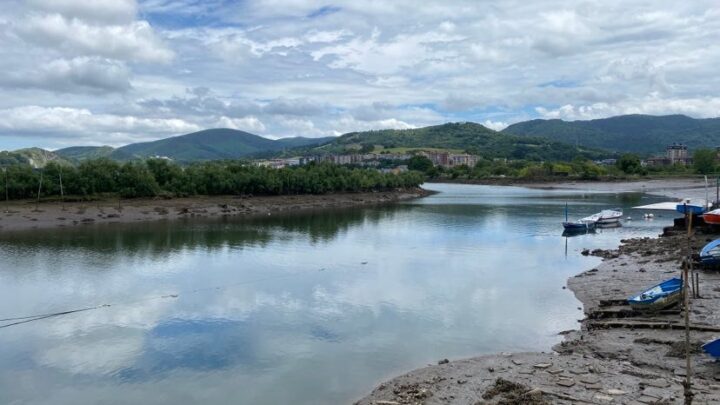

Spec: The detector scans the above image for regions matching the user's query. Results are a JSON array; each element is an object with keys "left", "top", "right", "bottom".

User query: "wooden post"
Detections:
[
  {"left": 36, "top": 170, "right": 43, "bottom": 211},
  {"left": 683, "top": 207, "right": 694, "bottom": 405},
  {"left": 58, "top": 169, "right": 65, "bottom": 210},
  {"left": 3, "top": 168, "right": 8, "bottom": 213}
]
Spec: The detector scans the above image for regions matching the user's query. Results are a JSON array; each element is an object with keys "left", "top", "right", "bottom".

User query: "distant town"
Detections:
[{"left": 251, "top": 143, "right": 710, "bottom": 172}]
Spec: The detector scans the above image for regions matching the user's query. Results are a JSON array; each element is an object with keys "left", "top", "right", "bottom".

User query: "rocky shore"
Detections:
[
  {"left": 358, "top": 225, "right": 720, "bottom": 404},
  {"left": 0, "top": 187, "right": 432, "bottom": 232}
]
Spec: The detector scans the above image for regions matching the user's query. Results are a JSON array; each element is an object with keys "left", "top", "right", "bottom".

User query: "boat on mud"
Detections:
[
  {"left": 703, "top": 209, "right": 720, "bottom": 225},
  {"left": 627, "top": 277, "right": 683, "bottom": 311},
  {"left": 700, "top": 239, "right": 720, "bottom": 267},
  {"left": 703, "top": 338, "right": 720, "bottom": 358}
]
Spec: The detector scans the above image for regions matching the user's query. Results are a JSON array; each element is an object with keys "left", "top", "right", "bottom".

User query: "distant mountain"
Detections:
[
  {"left": 55, "top": 146, "right": 115, "bottom": 161},
  {"left": 108, "top": 129, "right": 333, "bottom": 162},
  {"left": 0, "top": 147, "right": 71, "bottom": 168},
  {"left": 502, "top": 114, "right": 720, "bottom": 155},
  {"left": 314, "top": 122, "right": 610, "bottom": 161}
]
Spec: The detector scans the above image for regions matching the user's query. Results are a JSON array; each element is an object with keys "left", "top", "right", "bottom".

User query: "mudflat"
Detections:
[{"left": 0, "top": 188, "right": 430, "bottom": 232}]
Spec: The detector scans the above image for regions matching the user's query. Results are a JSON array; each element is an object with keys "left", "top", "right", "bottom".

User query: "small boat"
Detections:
[
  {"left": 597, "top": 209, "right": 623, "bottom": 225},
  {"left": 562, "top": 203, "right": 596, "bottom": 230},
  {"left": 700, "top": 239, "right": 720, "bottom": 267},
  {"left": 703, "top": 209, "right": 720, "bottom": 225},
  {"left": 676, "top": 198, "right": 707, "bottom": 215},
  {"left": 702, "top": 338, "right": 720, "bottom": 358},
  {"left": 627, "top": 277, "right": 683, "bottom": 311},
  {"left": 563, "top": 220, "right": 595, "bottom": 231}
]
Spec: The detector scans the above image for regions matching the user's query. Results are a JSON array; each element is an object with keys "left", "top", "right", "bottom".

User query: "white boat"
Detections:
[{"left": 596, "top": 209, "right": 623, "bottom": 225}]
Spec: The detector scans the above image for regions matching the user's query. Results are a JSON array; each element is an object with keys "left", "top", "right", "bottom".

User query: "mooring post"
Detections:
[{"left": 683, "top": 207, "right": 694, "bottom": 405}]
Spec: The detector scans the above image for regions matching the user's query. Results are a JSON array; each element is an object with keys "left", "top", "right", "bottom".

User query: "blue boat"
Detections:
[
  {"left": 702, "top": 338, "right": 720, "bottom": 358},
  {"left": 562, "top": 203, "right": 596, "bottom": 231},
  {"left": 627, "top": 277, "right": 683, "bottom": 311},
  {"left": 676, "top": 202, "right": 706, "bottom": 215},
  {"left": 700, "top": 239, "right": 720, "bottom": 267}
]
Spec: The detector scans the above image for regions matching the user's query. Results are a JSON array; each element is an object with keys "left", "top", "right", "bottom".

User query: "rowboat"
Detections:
[
  {"left": 702, "top": 338, "right": 720, "bottom": 358},
  {"left": 562, "top": 203, "right": 597, "bottom": 230},
  {"left": 676, "top": 199, "right": 708, "bottom": 215},
  {"left": 596, "top": 209, "right": 623, "bottom": 225},
  {"left": 703, "top": 209, "right": 720, "bottom": 225},
  {"left": 700, "top": 239, "right": 720, "bottom": 267},
  {"left": 627, "top": 277, "right": 683, "bottom": 311},
  {"left": 562, "top": 220, "right": 595, "bottom": 231}
]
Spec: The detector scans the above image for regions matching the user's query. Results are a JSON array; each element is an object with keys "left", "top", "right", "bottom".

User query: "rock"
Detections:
[
  {"left": 605, "top": 389, "right": 626, "bottom": 395},
  {"left": 582, "top": 249, "right": 590, "bottom": 256},
  {"left": 556, "top": 378, "right": 575, "bottom": 387},
  {"left": 511, "top": 359, "right": 523, "bottom": 365},
  {"left": 437, "top": 359, "right": 449, "bottom": 365},
  {"left": 585, "top": 383, "right": 603, "bottom": 390},
  {"left": 374, "top": 401, "right": 400, "bottom": 405},
  {"left": 641, "top": 379, "right": 670, "bottom": 388},
  {"left": 594, "top": 394, "right": 614, "bottom": 402},
  {"left": 533, "top": 363, "right": 552, "bottom": 369},
  {"left": 580, "top": 376, "right": 600, "bottom": 384},
  {"left": 547, "top": 368, "right": 564, "bottom": 375}
]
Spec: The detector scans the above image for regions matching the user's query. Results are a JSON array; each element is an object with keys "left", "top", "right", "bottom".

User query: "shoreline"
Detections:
[
  {"left": 0, "top": 187, "right": 432, "bottom": 232},
  {"left": 357, "top": 181, "right": 720, "bottom": 404}
]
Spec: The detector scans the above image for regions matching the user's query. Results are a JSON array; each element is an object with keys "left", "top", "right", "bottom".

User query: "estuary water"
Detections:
[{"left": 0, "top": 183, "right": 674, "bottom": 404}]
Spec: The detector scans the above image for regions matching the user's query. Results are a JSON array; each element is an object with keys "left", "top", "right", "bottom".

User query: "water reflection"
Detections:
[{"left": 0, "top": 184, "right": 673, "bottom": 405}]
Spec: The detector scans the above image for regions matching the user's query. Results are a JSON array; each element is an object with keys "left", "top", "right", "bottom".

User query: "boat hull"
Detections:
[
  {"left": 676, "top": 204, "right": 705, "bottom": 215},
  {"left": 562, "top": 221, "right": 594, "bottom": 230},
  {"left": 703, "top": 338, "right": 720, "bottom": 358},
  {"left": 628, "top": 290, "right": 682, "bottom": 311},
  {"left": 703, "top": 211, "right": 720, "bottom": 225},
  {"left": 627, "top": 277, "right": 683, "bottom": 312}
]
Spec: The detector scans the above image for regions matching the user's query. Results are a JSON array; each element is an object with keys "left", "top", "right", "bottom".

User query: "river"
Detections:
[{"left": 0, "top": 183, "right": 674, "bottom": 404}]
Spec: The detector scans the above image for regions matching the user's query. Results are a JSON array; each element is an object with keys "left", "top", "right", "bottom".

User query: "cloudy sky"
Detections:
[{"left": 1, "top": 0, "right": 719, "bottom": 150}]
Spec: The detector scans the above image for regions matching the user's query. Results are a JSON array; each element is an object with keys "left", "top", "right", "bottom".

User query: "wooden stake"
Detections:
[
  {"left": 58, "top": 169, "right": 65, "bottom": 210},
  {"left": 683, "top": 207, "right": 694, "bottom": 405},
  {"left": 35, "top": 170, "right": 43, "bottom": 211},
  {"left": 3, "top": 168, "right": 8, "bottom": 213}
]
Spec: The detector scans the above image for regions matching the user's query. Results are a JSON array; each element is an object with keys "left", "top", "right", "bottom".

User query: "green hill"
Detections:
[
  {"left": 502, "top": 114, "right": 720, "bottom": 155},
  {"left": 313, "top": 122, "right": 610, "bottom": 161},
  {"left": 55, "top": 146, "right": 115, "bottom": 161},
  {"left": 0, "top": 148, "right": 72, "bottom": 168},
  {"left": 111, "top": 129, "right": 333, "bottom": 162}
]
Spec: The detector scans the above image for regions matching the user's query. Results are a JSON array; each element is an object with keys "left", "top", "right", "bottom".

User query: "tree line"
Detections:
[{"left": 0, "top": 159, "right": 424, "bottom": 201}]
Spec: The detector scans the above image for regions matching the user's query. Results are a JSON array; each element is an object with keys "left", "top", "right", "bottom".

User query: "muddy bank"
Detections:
[
  {"left": 0, "top": 188, "right": 432, "bottom": 232},
  {"left": 358, "top": 227, "right": 720, "bottom": 404},
  {"left": 430, "top": 178, "right": 709, "bottom": 201}
]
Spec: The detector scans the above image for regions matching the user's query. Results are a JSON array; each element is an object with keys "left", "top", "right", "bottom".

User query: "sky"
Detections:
[{"left": 1, "top": 0, "right": 719, "bottom": 150}]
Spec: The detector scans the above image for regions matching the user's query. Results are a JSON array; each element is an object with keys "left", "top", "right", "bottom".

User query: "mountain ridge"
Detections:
[{"left": 502, "top": 114, "right": 720, "bottom": 154}]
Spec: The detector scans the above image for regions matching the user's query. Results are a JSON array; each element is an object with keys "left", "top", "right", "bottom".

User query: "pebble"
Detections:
[
  {"left": 594, "top": 394, "right": 614, "bottom": 402},
  {"left": 606, "top": 388, "right": 626, "bottom": 395},
  {"left": 547, "top": 368, "right": 564, "bottom": 375},
  {"left": 580, "top": 376, "right": 600, "bottom": 384},
  {"left": 511, "top": 359, "right": 523, "bottom": 365},
  {"left": 533, "top": 363, "right": 552, "bottom": 369},
  {"left": 556, "top": 378, "right": 576, "bottom": 387},
  {"left": 585, "top": 383, "right": 603, "bottom": 390}
]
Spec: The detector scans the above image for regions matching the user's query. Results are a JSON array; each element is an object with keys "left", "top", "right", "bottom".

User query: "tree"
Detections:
[
  {"left": 693, "top": 148, "right": 717, "bottom": 174},
  {"left": 616, "top": 153, "right": 642, "bottom": 174},
  {"left": 407, "top": 155, "right": 434, "bottom": 173}
]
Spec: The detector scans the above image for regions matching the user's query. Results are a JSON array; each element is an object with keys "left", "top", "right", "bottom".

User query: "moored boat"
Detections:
[
  {"left": 703, "top": 209, "right": 720, "bottom": 225},
  {"left": 702, "top": 338, "right": 720, "bottom": 358},
  {"left": 627, "top": 277, "right": 683, "bottom": 311},
  {"left": 596, "top": 209, "right": 623, "bottom": 224},
  {"left": 676, "top": 198, "right": 707, "bottom": 215},
  {"left": 700, "top": 239, "right": 720, "bottom": 267}
]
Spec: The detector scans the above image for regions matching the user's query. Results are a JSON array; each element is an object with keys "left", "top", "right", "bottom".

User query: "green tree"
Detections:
[
  {"left": 693, "top": 148, "right": 717, "bottom": 174},
  {"left": 616, "top": 154, "right": 642, "bottom": 174},
  {"left": 407, "top": 155, "right": 434, "bottom": 173}
]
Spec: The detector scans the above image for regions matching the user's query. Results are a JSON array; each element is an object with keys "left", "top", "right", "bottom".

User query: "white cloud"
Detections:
[
  {"left": 26, "top": 0, "right": 138, "bottom": 24},
  {"left": 0, "top": 106, "right": 200, "bottom": 145},
  {"left": 215, "top": 116, "right": 266, "bottom": 133},
  {"left": 482, "top": 120, "right": 508, "bottom": 131},
  {"left": 14, "top": 14, "right": 174, "bottom": 63},
  {"left": 0, "top": 57, "right": 132, "bottom": 93}
]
